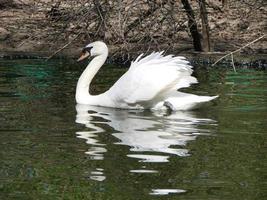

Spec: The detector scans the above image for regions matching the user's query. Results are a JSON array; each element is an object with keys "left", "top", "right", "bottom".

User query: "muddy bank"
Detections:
[{"left": 0, "top": 0, "right": 266, "bottom": 63}]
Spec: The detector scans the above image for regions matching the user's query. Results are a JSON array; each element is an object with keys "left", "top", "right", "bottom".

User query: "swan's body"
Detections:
[{"left": 76, "top": 41, "right": 217, "bottom": 110}]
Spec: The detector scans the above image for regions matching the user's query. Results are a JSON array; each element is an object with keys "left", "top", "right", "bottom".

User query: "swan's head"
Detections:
[{"left": 77, "top": 41, "right": 108, "bottom": 61}]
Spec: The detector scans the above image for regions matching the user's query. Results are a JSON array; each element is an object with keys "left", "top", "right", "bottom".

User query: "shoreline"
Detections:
[{"left": 0, "top": 49, "right": 266, "bottom": 69}]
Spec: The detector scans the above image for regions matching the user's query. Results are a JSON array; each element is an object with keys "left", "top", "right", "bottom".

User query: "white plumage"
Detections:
[{"left": 76, "top": 41, "right": 217, "bottom": 110}]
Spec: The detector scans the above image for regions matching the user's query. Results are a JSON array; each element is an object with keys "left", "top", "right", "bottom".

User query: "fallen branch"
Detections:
[
  {"left": 231, "top": 53, "right": 236, "bottom": 73},
  {"left": 212, "top": 34, "right": 265, "bottom": 67},
  {"left": 45, "top": 32, "right": 82, "bottom": 61}
]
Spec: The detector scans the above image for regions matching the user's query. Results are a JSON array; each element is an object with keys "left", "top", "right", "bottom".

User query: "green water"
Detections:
[{"left": 0, "top": 59, "right": 266, "bottom": 200}]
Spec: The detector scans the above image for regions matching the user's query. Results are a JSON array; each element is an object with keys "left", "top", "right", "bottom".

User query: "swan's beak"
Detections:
[{"left": 77, "top": 51, "right": 90, "bottom": 62}]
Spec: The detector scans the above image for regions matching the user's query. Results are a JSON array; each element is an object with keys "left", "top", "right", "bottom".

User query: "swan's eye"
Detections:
[{"left": 82, "top": 46, "right": 93, "bottom": 53}]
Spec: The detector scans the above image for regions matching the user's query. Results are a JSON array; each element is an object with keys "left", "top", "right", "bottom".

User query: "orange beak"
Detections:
[{"left": 77, "top": 51, "right": 90, "bottom": 62}]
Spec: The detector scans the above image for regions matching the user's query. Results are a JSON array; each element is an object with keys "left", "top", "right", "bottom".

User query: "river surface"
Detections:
[{"left": 0, "top": 59, "right": 266, "bottom": 200}]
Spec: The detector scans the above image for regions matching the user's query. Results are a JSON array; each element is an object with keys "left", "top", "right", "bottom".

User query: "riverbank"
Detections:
[
  {"left": 1, "top": 49, "right": 266, "bottom": 70},
  {"left": 0, "top": 0, "right": 266, "bottom": 65}
]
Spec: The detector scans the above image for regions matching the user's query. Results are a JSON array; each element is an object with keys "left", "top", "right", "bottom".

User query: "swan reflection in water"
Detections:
[{"left": 75, "top": 104, "right": 216, "bottom": 181}]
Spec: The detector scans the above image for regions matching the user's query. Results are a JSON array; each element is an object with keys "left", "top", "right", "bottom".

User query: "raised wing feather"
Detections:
[{"left": 107, "top": 52, "right": 197, "bottom": 107}]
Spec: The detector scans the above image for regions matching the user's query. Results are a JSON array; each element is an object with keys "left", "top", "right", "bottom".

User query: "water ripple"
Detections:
[{"left": 75, "top": 104, "right": 216, "bottom": 166}]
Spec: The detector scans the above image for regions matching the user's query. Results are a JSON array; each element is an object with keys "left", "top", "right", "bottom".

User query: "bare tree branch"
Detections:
[
  {"left": 46, "top": 31, "right": 82, "bottom": 61},
  {"left": 212, "top": 34, "right": 265, "bottom": 66}
]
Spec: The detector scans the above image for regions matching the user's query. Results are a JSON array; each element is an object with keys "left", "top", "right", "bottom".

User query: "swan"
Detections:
[{"left": 76, "top": 41, "right": 218, "bottom": 110}]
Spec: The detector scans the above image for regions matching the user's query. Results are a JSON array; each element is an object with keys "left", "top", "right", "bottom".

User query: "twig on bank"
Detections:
[
  {"left": 231, "top": 53, "right": 236, "bottom": 73},
  {"left": 45, "top": 32, "right": 82, "bottom": 61},
  {"left": 212, "top": 34, "right": 265, "bottom": 67}
]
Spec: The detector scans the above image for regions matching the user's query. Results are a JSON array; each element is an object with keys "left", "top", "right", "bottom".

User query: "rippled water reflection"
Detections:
[
  {"left": 0, "top": 59, "right": 266, "bottom": 199},
  {"left": 76, "top": 105, "right": 216, "bottom": 162},
  {"left": 76, "top": 105, "right": 217, "bottom": 183}
]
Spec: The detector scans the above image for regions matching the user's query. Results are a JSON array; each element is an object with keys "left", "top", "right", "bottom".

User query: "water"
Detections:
[{"left": 0, "top": 59, "right": 266, "bottom": 200}]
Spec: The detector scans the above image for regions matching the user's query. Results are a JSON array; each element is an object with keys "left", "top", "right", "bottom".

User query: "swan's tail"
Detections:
[{"left": 164, "top": 94, "right": 218, "bottom": 111}]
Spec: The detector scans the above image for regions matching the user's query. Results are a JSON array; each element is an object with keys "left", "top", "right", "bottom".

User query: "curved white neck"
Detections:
[{"left": 76, "top": 52, "right": 108, "bottom": 104}]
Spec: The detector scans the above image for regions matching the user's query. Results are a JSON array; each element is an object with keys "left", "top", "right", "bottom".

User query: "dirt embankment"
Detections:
[{"left": 0, "top": 0, "right": 266, "bottom": 60}]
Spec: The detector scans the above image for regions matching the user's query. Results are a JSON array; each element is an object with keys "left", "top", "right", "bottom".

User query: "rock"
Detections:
[
  {"left": 12, "top": 33, "right": 29, "bottom": 42},
  {"left": 178, "top": 31, "right": 189, "bottom": 39},
  {"left": 0, "top": 27, "right": 10, "bottom": 40}
]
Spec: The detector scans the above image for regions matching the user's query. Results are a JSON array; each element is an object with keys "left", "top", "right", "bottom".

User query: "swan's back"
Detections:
[{"left": 106, "top": 52, "right": 199, "bottom": 109}]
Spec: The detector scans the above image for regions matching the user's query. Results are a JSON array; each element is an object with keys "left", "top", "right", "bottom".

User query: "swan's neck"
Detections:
[{"left": 76, "top": 53, "right": 108, "bottom": 104}]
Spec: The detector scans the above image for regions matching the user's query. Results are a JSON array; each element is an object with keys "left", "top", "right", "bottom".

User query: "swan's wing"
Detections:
[{"left": 107, "top": 52, "right": 197, "bottom": 106}]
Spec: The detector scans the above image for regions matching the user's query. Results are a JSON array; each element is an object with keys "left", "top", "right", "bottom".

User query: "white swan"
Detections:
[{"left": 76, "top": 41, "right": 218, "bottom": 110}]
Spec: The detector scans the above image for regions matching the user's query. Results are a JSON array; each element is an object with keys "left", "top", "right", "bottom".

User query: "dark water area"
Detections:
[{"left": 0, "top": 59, "right": 266, "bottom": 200}]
